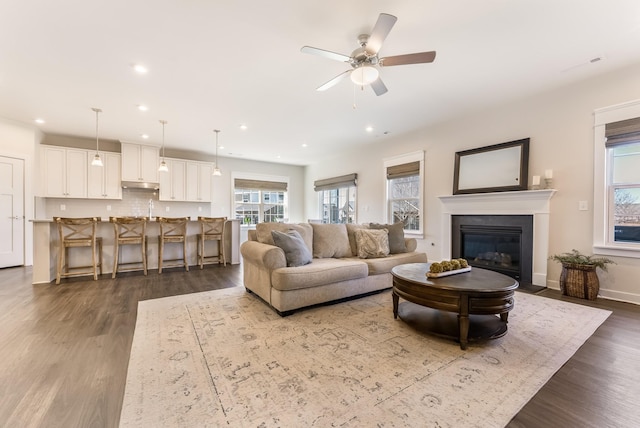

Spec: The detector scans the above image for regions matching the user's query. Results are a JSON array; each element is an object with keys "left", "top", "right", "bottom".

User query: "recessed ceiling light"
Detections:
[
  {"left": 140, "top": 133, "right": 149, "bottom": 139},
  {"left": 219, "top": 146, "right": 224, "bottom": 150},
  {"left": 239, "top": 124, "right": 248, "bottom": 130},
  {"left": 133, "top": 64, "right": 148, "bottom": 74},
  {"left": 301, "top": 143, "right": 308, "bottom": 148},
  {"left": 34, "top": 118, "right": 45, "bottom": 124},
  {"left": 137, "top": 105, "right": 148, "bottom": 111},
  {"left": 365, "top": 126, "right": 374, "bottom": 132}
]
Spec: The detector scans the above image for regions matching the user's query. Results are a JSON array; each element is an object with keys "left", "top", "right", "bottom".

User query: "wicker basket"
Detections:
[{"left": 559, "top": 263, "right": 599, "bottom": 300}]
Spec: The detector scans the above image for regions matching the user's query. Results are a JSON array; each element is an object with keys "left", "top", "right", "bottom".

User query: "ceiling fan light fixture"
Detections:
[{"left": 350, "top": 65, "right": 379, "bottom": 86}]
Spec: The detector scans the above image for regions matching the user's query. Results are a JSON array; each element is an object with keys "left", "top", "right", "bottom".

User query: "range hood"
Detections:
[{"left": 121, "top": 181, "right": 160, "bottom": 190}]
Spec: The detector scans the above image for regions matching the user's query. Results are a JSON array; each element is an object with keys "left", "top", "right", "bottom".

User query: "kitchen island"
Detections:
[{"left": 31, "top": 218, "right": 241, "bottom": 284}]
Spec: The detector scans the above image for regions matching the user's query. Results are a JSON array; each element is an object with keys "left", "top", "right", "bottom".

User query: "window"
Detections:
[
  {"left": 314, "top": 174, "right": 357, "bottom": 224},
  {"left": 234, "top": 178, "right": 287, "bottom": 225},
  {"left": 384, "top": 151, "right": 424, "bottom": 235},
  {"left": 606, "top": 121, "right": 640, "bottom": 245},
  {"left": 593, "top": 101, "right": 640, "bottom": 258}
]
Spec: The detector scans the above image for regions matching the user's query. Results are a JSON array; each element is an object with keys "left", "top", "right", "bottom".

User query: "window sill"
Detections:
[
  {"left": 405, "top": 231, "right": 424, "bottom": 240},
  {"left": 593, "top": 245, "right": 640, "bottom": 259}
]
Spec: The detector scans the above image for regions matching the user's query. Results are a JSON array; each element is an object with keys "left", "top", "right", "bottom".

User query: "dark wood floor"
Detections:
[{"left": 0, "top": 266, "right": 638, "bottom": 428}]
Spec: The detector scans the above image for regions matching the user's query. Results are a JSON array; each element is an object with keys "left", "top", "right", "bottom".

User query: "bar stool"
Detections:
[
  {"left": 157, "top": 217, "right": 190, "bottom": 273},
  {"left": 55, "top": 217, "right": 102, "bottom": 285},
  {"left": 110, "top": 216, "right": 148, "bottom": 278},
  {"left": 197, "top": 216, "right": 227, "bottom": 268}
]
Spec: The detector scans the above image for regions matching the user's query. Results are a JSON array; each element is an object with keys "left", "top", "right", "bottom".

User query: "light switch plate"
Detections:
[{"left": 579, "top": 201, "right": 588, "bottom": 211}]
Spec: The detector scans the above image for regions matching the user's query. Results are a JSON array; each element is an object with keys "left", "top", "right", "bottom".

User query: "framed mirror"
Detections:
[{"left": 453, "top": 138, "right": 529, "bottom": 195}]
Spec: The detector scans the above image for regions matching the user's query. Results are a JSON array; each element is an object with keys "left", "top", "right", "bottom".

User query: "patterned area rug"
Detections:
[{"left": 120, "top": 287, "right": 611, "bottom": 427}]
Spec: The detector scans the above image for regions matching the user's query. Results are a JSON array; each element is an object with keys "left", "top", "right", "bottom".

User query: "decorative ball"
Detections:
[
  {"left": 429, "top": 262, "right": 443, "bottom": 273},
  {"left": 440, "top": 261, "right": 452, "bottom": 271},
  {"left": 450, "top": 260, "right": 461, "bottom": 270},
  {"left": 457, "top": 258, "right": 469, "bottom": 268}
]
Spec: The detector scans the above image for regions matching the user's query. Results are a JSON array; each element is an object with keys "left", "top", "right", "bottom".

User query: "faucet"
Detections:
[{"left": 148, "top": 199, "right": 154, "bottom": 219}]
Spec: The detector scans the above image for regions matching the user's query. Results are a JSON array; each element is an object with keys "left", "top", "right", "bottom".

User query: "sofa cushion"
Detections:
[
  {"left": 346, "top": 223, "right": 369, "bottom": 256},
  {"left": 311, "top": 223, "right": 352, "bottom": 258},
  {"left": 271, "top": 230, "right": 312, "bottom": 267},
  {"left": 369, "top": 222, "right": 407, "bottom": 254},
  {"left": 271, "top": 258, "right": 368, "bottom": 291},
  {"left": 256, "top": 223, "right": 313, "bottom": 253},
  {"left": 355, "top": 229, "right": 390, "bottom": 259},
  {"left": 360, "top": 251, "right": 428, "bottom": 275}
]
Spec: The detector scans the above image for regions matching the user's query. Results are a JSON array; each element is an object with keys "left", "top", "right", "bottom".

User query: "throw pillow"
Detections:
[
  {"left": 271, "top": 230, "right": 313, "bottom": 267},
  {"left": 310, "top": 223, "right": 352, "bottom": 258},
  {"left": 256, "top": 223, "right": 313, "bottom": 253},
  {"left": 369, "top": 222, "right": 407, "bottom": 254},
  {"left": 346, "top": 223, "right": 369, "bottom": 256},
  {"left": 354, "top": 228, "right": 390, "bottom": 259}
]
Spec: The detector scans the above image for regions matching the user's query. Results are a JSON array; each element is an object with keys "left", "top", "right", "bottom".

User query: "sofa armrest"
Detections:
[
  {"left": 404, "top": 237, "right": 417, "bottom": 252},
  {"left": 240, "top": 240, "right": 287, "bottom": 270}
]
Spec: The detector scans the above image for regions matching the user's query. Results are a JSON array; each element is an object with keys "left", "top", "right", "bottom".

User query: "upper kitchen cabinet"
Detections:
[
  {"left": 42, "top": 146, "right": 87, "bottom": 198},
  {"left": 121, "top": 142, "right": 159, "bottom": 183},
  {"left": 159, "top": 158, "right": 186, "bottom": 201},
  {"left": 186, "top": 161, "right": 213, "bottom": 202},
  {"left": 88, "top": 151, "right": 122, "bottom": 199}
]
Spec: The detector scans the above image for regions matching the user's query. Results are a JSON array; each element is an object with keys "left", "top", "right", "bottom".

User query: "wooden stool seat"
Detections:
[
  {"left": 55, "top": 217, "right": 102, "bottom": 285},
  {"left": 110, "top": 216, "right": 148, "bottom": 278},
  {"left": 197, "top": 216, "right": 227, "bottom": 268},
  {"left": 157, "top": 217, "right": 190, "bottom": 273}
]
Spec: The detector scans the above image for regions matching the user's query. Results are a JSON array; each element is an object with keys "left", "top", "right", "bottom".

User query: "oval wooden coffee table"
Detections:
[{"left": 391, "top": 263, "right": 518, "bottom": 349}]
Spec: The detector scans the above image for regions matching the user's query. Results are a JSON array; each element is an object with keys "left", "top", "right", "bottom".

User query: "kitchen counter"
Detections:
[{"left": 30, "top": 218, "right": 241, "bottom": 284}]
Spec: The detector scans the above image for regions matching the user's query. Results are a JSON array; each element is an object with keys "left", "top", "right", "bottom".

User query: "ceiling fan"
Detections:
[{"left": 301, "top": 13, "right": 436, "bottom": 96}]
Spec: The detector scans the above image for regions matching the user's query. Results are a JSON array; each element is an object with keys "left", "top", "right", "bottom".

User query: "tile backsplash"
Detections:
[{"left": 38, "top": 188, "right": 212, "bottom": 220}]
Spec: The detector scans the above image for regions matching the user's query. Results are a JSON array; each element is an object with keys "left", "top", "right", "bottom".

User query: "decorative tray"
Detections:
[{"left": 426, "top": 266, "right": 472, "bottom": 278}]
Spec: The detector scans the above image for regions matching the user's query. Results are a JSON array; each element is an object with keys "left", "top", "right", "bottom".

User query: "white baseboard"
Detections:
[{"left": 546, "top": 279, "right": 640, "bottom": 305}]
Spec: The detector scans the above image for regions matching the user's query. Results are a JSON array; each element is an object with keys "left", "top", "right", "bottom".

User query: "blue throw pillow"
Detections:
[{"left": 271, "top": 229, "right": 313, "bottom": 267}]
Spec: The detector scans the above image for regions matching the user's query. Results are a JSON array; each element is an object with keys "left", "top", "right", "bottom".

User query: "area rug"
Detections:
[{"left": 120, "top": 287, "right": 611, "bottom": 427}]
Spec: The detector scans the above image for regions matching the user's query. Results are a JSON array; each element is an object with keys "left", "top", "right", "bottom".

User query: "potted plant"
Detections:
[{"left": 550, "top": 249, "right": 615, "bottom": 300}]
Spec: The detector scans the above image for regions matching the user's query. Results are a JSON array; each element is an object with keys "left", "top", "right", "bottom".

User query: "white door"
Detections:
[{"left": 0, "top": 156, "right": 24, "bottom": 267}]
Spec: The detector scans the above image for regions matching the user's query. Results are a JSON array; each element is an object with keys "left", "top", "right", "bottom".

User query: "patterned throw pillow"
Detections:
[
  {"left": 354, "top": 229, "right": 390, "bottom": 259},
  {"left": 271, "top": 230, "right": 313, "bottom": 267}
]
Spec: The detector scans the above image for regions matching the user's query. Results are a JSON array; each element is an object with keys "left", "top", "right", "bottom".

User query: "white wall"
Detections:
[
  {"left": 0, "top": 117, "right": 42, "bottom": 266},
  {"left": 305, "top": 62, "right": 640, "bottom": 304}
]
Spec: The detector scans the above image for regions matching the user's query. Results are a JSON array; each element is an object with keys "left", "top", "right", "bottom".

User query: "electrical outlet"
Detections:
[
  {"left": 165, "top": 206, "right": 170, "bottom": 212},
  {"left": 198, "top": 206, "right": 202, "bottom": 212},
  {"left": 60, "top": 204, "right": 66, "bottom": 211},
  {"left": 579, "top": 201, "right": 588, "bottom": 211},
  {"left": 106, "top": 205, "right": 111, "bottom": 211}
]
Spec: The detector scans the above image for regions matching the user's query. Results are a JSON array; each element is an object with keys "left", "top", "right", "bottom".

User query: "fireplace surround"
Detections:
[{"left": 439, "top": 189, "right": 556, "bottom": 287}]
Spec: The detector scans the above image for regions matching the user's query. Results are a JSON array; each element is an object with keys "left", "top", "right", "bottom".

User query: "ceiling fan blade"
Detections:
[
  {"left": 365, "top": 13, "right": 397, "bottom": 55},
  {"left": 316, "top": 70, "right": 352, "bottom": 91},
  {"left": 370, "top": 77, "right": 388, "bottom": 96},
  {"left": 301, "top": 46, "right": 351, "bottom": 63},
  {"left": 380, "top": 51, "right": 437, "bottom": 67}
]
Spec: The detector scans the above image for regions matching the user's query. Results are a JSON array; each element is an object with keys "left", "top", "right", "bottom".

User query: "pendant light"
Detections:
[
  {"left": 213, "top": 129, "right": 222, "bottom": 176},
  {"left": 91, "top": 108, "right": 103, "bottom": 167},
  {"left": 158, "top": 120, "right": 169, "bottom": 172}
]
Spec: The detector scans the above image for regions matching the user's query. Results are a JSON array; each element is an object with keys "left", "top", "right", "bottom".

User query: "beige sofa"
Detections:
[{"left": 240, "top": 222, "right": 427, "bottom": 315}]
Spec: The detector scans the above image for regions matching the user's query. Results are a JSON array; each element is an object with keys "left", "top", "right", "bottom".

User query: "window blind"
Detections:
[
  {"left": 605, "top": 117, "right": 640, "bottom": 147},
  {"left": 386, "top": 161, "right": 420, "bottom": 179},
  {"left": 234, "top": 178, "right": 287, "bottom": 192},
  {"left": 313, "top": 173, "right": 357, "bottom": 191}
]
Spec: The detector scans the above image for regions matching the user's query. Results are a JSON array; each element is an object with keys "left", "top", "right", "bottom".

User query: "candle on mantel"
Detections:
[
  {"left": 545, "top": 169, "right": 553, "bottom": 179},
  {"left": 532, "top": 175, "right": 540, "bottom": 186}
]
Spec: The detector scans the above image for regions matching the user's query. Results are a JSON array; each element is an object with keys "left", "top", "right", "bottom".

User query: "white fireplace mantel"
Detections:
[{"left": 439, "top": 189, "right": 557, "bottom": 286}]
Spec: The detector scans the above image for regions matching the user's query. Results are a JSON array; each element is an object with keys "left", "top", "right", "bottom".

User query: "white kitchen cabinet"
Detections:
[
  {"left": 159, "top": 158, "right": 186, "bottom": 201},
  {"left": 42, "top": 146, "right": 87, "bottom": 198},
  {"left": 186, "top": 161, "right": 213, "bottom": 202},
  {"left": 121, "top": 142, "right": 159, "bottom": 183},
  {"left": 88, "top": 151, "right": 122, "bottom": 199}
]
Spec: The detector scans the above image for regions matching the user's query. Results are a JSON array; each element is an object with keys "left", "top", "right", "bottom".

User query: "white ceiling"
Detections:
[{"left": 2, "top": 1, "right": 640, "bottom": 165}]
